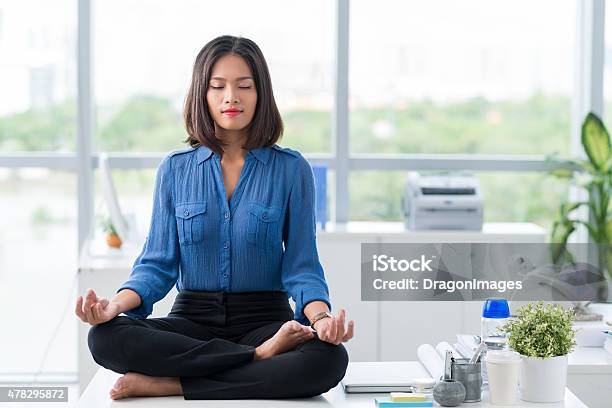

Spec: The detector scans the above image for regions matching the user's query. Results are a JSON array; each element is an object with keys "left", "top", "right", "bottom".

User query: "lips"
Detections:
[{"left": 222, "top": 108, "right": 243, "bottom": 115}]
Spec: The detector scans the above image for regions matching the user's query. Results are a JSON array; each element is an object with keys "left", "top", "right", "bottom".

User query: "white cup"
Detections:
[{"left": 485, "top": 350, "right": 521, "bottom": 405}]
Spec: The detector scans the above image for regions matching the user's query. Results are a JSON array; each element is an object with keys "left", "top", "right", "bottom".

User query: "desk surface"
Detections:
[
  {"left": 77, "top": 366, "right": 586, "bottom": 408},
  {"left": 569, "top": 346, "right": 612, "bottom": 374}
]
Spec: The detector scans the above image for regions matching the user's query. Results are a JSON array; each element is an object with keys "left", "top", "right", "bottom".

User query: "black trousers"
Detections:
[{"left": 87, "top": 290, "right": 349, "bottom": 399}]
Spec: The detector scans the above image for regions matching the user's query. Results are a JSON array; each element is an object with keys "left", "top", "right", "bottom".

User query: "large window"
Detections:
[
  {"left": 347, "top": 0, "right": 576, "bottom": 226},
  {"left": 93, "top": 0, "right": 335, "bottom": 154},
  {"left": 0, "top": 0, "right": 77, "bottom": 381},
  {"left": 0, "top": 169, "right": 77, "bottom": 381},
  {"left": 0, "top": 0, "right": 76, "bottom": 152},
  {"left": 349, "top": 0, "right": 575, "bottom": 156}
]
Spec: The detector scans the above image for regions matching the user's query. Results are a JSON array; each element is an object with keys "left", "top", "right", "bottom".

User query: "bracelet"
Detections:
[{"left": 309, "top": 311, "right": 333, "bottom": 327}]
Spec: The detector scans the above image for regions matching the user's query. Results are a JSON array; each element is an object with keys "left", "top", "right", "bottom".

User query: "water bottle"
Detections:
[{"left": 481, "top": 298, "right": 510, "bottom": 350}]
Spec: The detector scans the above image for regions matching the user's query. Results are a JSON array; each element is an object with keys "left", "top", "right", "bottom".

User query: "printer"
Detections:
[{"left": 401, "top": 172, "right": 484, "bottom": 230}]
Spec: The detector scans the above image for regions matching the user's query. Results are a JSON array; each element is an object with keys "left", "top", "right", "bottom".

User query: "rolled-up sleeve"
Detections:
[
  {"left": 117, "top": 155, "right": 179, "bottom": 318},
  {"left": 281, "top": 156, "right": 331, "bottom": 325}
]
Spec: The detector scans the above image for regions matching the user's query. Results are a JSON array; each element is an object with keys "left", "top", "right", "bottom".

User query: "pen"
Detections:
[{"left": 469, "top": 341, "right": 487, "bottom": 364}]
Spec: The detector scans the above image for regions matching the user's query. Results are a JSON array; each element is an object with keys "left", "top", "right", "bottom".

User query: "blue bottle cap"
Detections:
[{"left": 482, "top": 298, "right": 510, "bottom": 318}]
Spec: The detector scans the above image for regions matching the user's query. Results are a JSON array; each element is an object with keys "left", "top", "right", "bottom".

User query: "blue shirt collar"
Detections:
[
  {"left": 196, "top": 144, "right": 271, "bottom": 165},
  {"left": 249, "top": 146, "right": 272, "bottom": 164}
]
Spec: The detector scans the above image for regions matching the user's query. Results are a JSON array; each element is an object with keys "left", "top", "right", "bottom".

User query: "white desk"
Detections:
[
  {"left": 77, "top": 222, "right": 546, "bottom": 393},
  {"left": 77, "top": 365, "right": 587, "bottom": 408}
]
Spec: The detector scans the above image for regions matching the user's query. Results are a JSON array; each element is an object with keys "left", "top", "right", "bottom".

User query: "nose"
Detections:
[{"left": 223, "top": 85, "right": 239, "bottom": 104}]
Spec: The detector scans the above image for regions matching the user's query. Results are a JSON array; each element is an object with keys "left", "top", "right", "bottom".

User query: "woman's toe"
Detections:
[{"left": 112, "top": 376, "right": 125, "bottom": 391}]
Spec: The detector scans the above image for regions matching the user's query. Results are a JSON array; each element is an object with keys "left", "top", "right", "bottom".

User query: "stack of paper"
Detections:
[{"left": 374, "top": 392, "right": 433, "bottom": 407}]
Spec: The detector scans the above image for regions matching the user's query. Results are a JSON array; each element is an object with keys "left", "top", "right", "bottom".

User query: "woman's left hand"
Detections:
[{"left": 313, "top": 309, "right": 354, "bottom": 345}]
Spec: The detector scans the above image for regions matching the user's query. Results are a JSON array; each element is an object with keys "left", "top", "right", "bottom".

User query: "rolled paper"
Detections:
[{"left": 417, "top": 344, "right": 444, "bottom": 380}]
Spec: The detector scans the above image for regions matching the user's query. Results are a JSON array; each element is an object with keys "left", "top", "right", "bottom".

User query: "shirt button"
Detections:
[
  {"left": 224, "top": 212, "right": 230, "bottom": 219},
  {"left": 262, "top": 212, "right": 268, "bottom": 220},
  {"left": 223, "top": 241, "right": 230, "bottom": 249},
  {"left": 223, "top": 273, "right": 229, "bottom": 278},
  {"left": 184, "top": 210, "right": 189, "bottom": 217}
]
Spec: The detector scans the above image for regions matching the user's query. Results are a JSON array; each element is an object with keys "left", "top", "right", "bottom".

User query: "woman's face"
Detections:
[{"left": 206, "top": 53, "right": 257, "bottom": 134}]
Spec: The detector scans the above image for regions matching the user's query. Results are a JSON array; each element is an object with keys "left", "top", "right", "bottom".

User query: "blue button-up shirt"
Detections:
[{"left": 118, "top": 144, "right": 331, "bottom": 324}]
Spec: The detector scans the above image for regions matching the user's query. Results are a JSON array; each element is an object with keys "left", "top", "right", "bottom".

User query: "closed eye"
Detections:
[{"left": 209, "top": 86, "right": 253, "bottom": 89}]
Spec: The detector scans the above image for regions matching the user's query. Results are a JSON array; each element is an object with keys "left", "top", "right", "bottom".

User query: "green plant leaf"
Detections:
[
  {"left": 579, "top": 159, "right": 598, "bottom": 174},
  {"left": 574, "top": 172, "right": 593, "bottom": 188},
  {"left": 564, "top": 201, "right": 588, "bottom": 215},
  {"left": 557, "top": 158, "right": 598, "bottom": 175},
  {"left": 550, "top": 220, "right": 575, "bottom": 263},
  {"left": 605, "top": 248, "right": 612, "bottom": 281},
  {"left": 604, "top": 156, "right": 612, "bottom": 173},
  {"left": 574, "top": 220, "right": 600, "bottom": 241},
  {"left": 549, "top": 168, "right": 574, "bottom": 178},
  {"left": 582, "top": 112, "right": 611, "bottom": 171},
  {"left": 606, "top": 219, "right": 612, "bottom": 243},
  {"left": 503, "top": 301, "right": 576, "bottom": 358}
]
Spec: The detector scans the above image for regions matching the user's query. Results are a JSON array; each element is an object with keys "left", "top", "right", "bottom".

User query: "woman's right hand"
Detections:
[{"left": 75, "top": 288, "right": 121, "bottom": 326}]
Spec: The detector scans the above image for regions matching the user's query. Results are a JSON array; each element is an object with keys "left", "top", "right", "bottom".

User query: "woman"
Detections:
[{"left": 74, "top": 35, "right": 354, "bottom": 400}]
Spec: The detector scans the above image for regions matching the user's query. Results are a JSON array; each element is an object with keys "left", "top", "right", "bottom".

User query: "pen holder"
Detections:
[{"left": 451, "top": 358, "right": 482, "bottom": 402}]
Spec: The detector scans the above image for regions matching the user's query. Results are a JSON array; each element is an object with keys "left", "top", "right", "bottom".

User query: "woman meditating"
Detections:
[{"left": 74, "top": 35, "right": 353, "bottom": 400}]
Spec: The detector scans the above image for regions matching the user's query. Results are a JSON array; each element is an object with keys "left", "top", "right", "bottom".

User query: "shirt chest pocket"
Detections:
[
  {"left": 247, "top": 202, "right": 282, "bottom": 250},
  {"left": 175, "top": 202, "right": 207, "bottom": 246}
]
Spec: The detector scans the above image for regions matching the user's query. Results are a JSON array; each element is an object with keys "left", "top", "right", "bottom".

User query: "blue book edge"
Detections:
[{"left": 374, "top": 397, "right": 433, "bottom": 408}]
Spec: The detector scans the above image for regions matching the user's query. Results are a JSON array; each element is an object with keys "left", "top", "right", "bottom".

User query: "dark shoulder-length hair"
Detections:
[{"left": 183, "top": 35, "right": 283, "bottom": 154}]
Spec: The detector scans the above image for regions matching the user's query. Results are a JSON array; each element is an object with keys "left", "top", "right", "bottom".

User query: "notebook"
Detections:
[{"left": 341, "top": 361, "right": 431, "bottom": 393}]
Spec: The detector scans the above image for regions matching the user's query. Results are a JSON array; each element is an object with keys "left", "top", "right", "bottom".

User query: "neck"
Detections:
[{"left": 216, "top": 126, "right": 248, "bottom": 161}]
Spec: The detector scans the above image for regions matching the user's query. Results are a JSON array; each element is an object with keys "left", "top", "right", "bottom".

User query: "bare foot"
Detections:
[
  {"left": 109, "top": 372, "right": 182, "bottom": 400},
  {"left": 254, "top": 320, "right": 314, "bottom": 361}
]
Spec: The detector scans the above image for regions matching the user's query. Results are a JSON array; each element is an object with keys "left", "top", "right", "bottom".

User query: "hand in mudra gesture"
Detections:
[
  {"left": 75, "top": 288, "right": 121, "bottom": 326},
  {"left": 312, "top": 309, "right": 354, "bottom": 345}
]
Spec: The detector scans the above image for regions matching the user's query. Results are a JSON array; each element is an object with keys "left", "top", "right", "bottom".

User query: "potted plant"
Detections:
[
  {"left": 502, "top": 301, "right": 576, "bottom": 402},
  {"left": 549, "top": 112, "right": 612, "bottom": 302},
  {"left": 100, "top": 217, "right": 122, "bottom": 249}
]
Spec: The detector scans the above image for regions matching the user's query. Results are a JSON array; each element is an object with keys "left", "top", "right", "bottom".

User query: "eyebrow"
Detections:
[{"left": 210, "top": 76, "right": 253, "bottom": 81}]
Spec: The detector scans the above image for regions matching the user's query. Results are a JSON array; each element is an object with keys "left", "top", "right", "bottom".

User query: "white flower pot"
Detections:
[{"left": 519, "top": 355, "right": 567, "bottom": 403}]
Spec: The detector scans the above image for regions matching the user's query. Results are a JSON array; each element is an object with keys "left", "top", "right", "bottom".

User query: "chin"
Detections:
[{"left": 218, "top": 122, "right": 251, "bottom": 132}]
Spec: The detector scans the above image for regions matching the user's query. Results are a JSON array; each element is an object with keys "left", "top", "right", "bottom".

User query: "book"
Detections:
[
  {"left": 374, "top": 398, "right": 433, "bottom": 408},
  {"left": 390, "top": 392, "right": 427, "bottom": 402}
]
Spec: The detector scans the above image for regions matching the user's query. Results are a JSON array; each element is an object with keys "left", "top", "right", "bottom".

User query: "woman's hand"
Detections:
[
  {"left": 75, "top": 288, "right": 121, "bottom": 326},
  {"left": 313, "top": 309, "right": 354, "bottom": 345}
]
